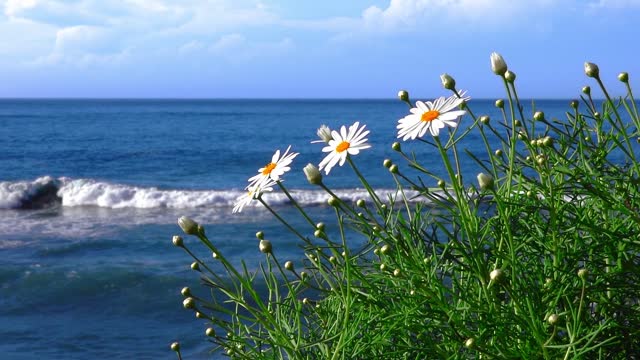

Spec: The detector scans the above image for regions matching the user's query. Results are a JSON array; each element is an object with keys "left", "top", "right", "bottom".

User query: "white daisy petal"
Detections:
[
  {"left": 246, "top": 146, "right": 299, "bottom": 189},
  {"left": 316, "top": 121, "right": 371, "bottom": 175},
  {"left": 396, "top": 92, "right": 470, "bottom": 140}
]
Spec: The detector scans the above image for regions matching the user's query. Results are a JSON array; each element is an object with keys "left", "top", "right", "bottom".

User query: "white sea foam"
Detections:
[{"left": 0, "top": 176, "right": 422, "bottom": 210}]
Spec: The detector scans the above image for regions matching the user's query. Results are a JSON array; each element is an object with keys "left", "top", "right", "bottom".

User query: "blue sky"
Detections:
[{"left": 0, "top": 0, "right": 638, "bottom": 98}]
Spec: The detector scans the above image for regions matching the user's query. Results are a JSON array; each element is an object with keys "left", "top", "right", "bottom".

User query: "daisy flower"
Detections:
[
  {"left": 318, "top": 121, "right": 371, "bottom": 175},
  {"left": 247, "top": 145, "right": 298, "bottom": 188},
  {"left": 397, "top": 92, "right": 470, "bottom": 140},
  {"left": 233, "top": 177, "right": 276, "bottom": 213}
]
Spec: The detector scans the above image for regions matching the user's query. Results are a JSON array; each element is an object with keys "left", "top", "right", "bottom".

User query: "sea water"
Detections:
[{"left": 0, "top": 98, "right": 583, "bottom": 359}]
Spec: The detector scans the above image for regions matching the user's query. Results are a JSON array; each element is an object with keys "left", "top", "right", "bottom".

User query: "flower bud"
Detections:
[
  {"left": 533, "top": 139, "right": 541, "bottom": 147},
  {"left": 464, "top": 338, "right": 475, "bottom": 349},
  {"left": 302, "top": 298, "right": 310, "bottom": 305},
  {"left": 303, "top": 163, "right": 322, "bottom": 185},
  {"left": 178, "top": 216, "right": 198, "bottom": 235},
  {"left": 397, "top": 90, "right": 409, "bottom": 102},
  {"left": 618, "top": 72, "right": 629, "bottom": 83},
  {"left": 316, "top": 125, "right": 333, "bottom": 143},
  {"left": 440, "top": 73, "right": 456, "bottom": 90},
  {"left": 392, "top": 142, "right": 401, "bottom": 151},
  {"left": 570, "top": 100, "right": 579, "bottom": 109},
  {"left": 505, "top": 70, "right": 516, "bottom": 83},
  {"left": 477, "top": 173, "right": 494, "bottom": 191},
  {"left": 205, "top": 328, "right": 215, "bottom": 337},
  {"left": 329, "top": 256, "right": 337, "bottom": 264},
  {"left": 190, "top": 261, "right": 200, "bottom": 271},
  {"left": 316, "top": 222, "right": 325, "bottom": 230},
  {"left": 380, "top": 244, "right": 391, "bottom": 254},
  {"left": 479, "top": 115, "right": 490, "bottom": 125},
  {"left": 314, "top": 229, "right": 323, "bottom": 238},
  {"left": 181, "top": 287, "right": 191, "bottom": 297},
  {"left": 379, "top": 263, "right": 386, "bottom": 271},
  {"left": 197, "top": 224, "right": 205, "bottom": 235},
  {"left": 547, "top": 313, "right": 559, "bottom": 325},
  {"left": 389, "top": 164, "right": 399, "bottom": 174},
  {"left": 183, "top": 297, "right": 196, "bottom": 309},
  {"left": 578, "top": 268, "right": 588, "bottom": 279},
  {"left": 356, "top": 199, "right": 366, "bottom": 207},
  {"left": 172, "top": 235, "right": 184, "bottom": 247},
  {"left": 495, "top": 149, "right": 503, "bottom": 157},
  {"left": 584, "top": 62, "right": 599, "bottom": 78},
  {"left": 533, "top": 111, "right": 545, "bottom": 121},
  {"left": 393, "top": 269, "right": 401, "bottom": 277},
  {"left": 438, "top": 179, "right": 446, "bottom": 188},
  {"left": 256, "top": 231, "right": 264, "bottom": 240},
  {"left": 542, "top": 136, "right": 553, "bottom": 147},
  {"left": 195, "top": 311, "right": 206, "bottom": 319},
  {"left": 383, "top": 159, "right": 392, "bottom": 168},
  {"left": 259, "top": 239, "right": 272, "bottom": 254},
  {"left": 490, "top": 52, "right": 508, "bottom": 76},
  {"left": 300, "top": 271, "right": 307, "bottom": 279},
  {"left": 373, "top": 248, "right": 380, "bottom": 255},
  {"left": 490, "top": 268, "right": 504, "bottom": 283},
  {"left": 170, "top": 342, "right": 180, "bottom": 352},
  {"left": 582, "top": 86, "right": 591, "bottom": 95},
  {"left": 284, "top": 261, "right": 294, "bottom": 271},
  {"left": 495, "top": 99, "right": 504, "bottom": 109},
  {"left": 328, "top": 197, "right": 339, "bottom": 207},
  {"left": 212, "top": 251, "right": 219, "bottom": 259}
]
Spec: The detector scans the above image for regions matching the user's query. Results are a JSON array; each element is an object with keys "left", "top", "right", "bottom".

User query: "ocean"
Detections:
[{"left": 0, "top": 98, "right": 578, "bottom": 359}]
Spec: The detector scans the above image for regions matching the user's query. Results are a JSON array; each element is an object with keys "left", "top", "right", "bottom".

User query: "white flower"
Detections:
[
  {"left": 232, "top": 178, "right": 276, "bottom": 213},
  {"left": 247, "top": 145, "right": 298, "bottom": 188},
  {"left": 318, "top": 121, "right": 371, "bottom": 175},
  {"left": 397, "top": 92, "right": 470, "bottom": 140},
  {"left": 311, "top": 125, "right": 333, "bottom": 144},
  {"left": 490, "top": 52, "right": 507, "bottom": 76}
]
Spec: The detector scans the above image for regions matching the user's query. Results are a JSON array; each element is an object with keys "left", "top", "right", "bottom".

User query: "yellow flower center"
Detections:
[
  {"left": 336, "top": 141, "right": 350, "bottom": 153},
  {"left": 421, "top": 110, "right": 440, "bottom": 122},
  {"left": 262, "top": 163, "right": 277, "bottom": 175}
]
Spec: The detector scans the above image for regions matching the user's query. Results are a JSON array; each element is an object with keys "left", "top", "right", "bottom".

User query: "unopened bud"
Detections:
[
  {"left": 389, "top": 164, "right": 399, "bottom": 173},
  {"left": 477, "top": 173, "right": 494, "bottom": 191},
  {"left": 205, "top": 328, "right": 215, "bottom": 337},
  {"left": 584, "top": 62, "right": 599, "bottom": 78},
  {"left": 383, "top": 159, "right": 392, "bottom": 168},
  {"left": 171, "top": 342, "right": 180, "bottom": 352},
  {"left": 490, "top": 52, "right": 508, "bottom": 76},
  {"left": 582, "top": 86, "right": 591, "bottom": 95},
  {"left": 172, "top": 235, "right": 184, "bottom": 247},
  {"left": 195, "top": 311, "right": 206, "bottom": 319},
  {"left": 495, "top": 99, "right": 504, "bottom": 109},
  {"left": 316, "top": 125, "right": 333, "bottom": 143},
  {"left": 183, "top": 297, "right": 196, "bottom": 309},
  {"left": 440, "top": 73, "right": 456, "bottom": 90},
  {"left": 570, "top": 100, "right": 579, "bottom": 109},
  {"left": 490, "top": 268, "right": 504, "bottom": 283},
  {"left": 181, "top": 287, "right": 191, "bottom": 297},
  {"left": 479, "top": 115, "right": 490, "bottom": 124},
  {"left": 397, "top": 90, "right": 409, "bottom": 102},
  {"left": 533, "top": 111, "right": 545, "bottom": 121},
  {"left": 393, "top": 269, "right": 401, "bottom": 277},
  {"left": 356, "top": 199, "right": 366, "bottom": 207},
  {"left": 495, "top": 149, "right": 503, "bottom": 157},
  {"left": 328, "top": 197, "right": 339, "bottom": 207},
  {"left": 547, "top": 313, "right": 560, "bottom": 325},
  {"left": 178, "top": 216, "right": 198, "bottom": 235},
  {"left": 256, "top": 231, "right": 264, "bottom": 240},
  {"left": 284, "top": 261, "right": 294, "bottom": 271},
  {"left": 380, "top": 244, "right": 391, "bottom": 254},
  {"left": 542, "top": 136, "right": 553, "bottom": 147},
  {"left": 259, "top": 239, "right": 272, "bottom": 254},
  {"left": 190, "top": 261, "right": 200, "bottom": 271},
  {"left": 578, "top": 268, "right": 588, "bottom": 279},
  {"left": 438, "top": 179, "right": 446, "bottom": 188},
  {"left": 392, "top": 142, "right": 401, "bottom": 152},
  {"left": 379, "top": 263, "right": 386, "bottom": 271},
  {"left": 303, "top": 163, "right": 323, "bottom": 185},
  {"left": 505, "top": 70, "right": 516, "bottom": 83},
  {"left": 618, "top": 72, "right": 629, "bottom": 83},
  {"left": 465, "top": 338, "right": 475, "bottom": 349}
]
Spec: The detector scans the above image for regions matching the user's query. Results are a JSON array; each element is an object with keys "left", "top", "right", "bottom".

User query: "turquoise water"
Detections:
[{"left": 0, "top": 98, "right": 587, "bottom": 359}]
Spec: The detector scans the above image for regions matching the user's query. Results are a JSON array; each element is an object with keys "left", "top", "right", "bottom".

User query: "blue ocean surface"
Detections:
[{"left": 0, "top": 98, "right": 584, "bottom": 359}]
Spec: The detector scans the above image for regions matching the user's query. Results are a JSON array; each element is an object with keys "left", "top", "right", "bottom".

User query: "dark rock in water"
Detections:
[{"left": 19, "top": 180, "right": 62, "bottom": 209}]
